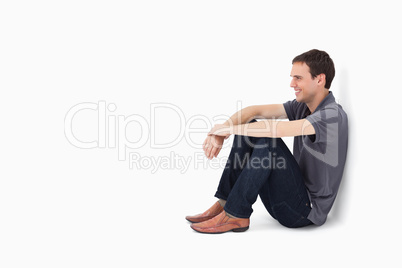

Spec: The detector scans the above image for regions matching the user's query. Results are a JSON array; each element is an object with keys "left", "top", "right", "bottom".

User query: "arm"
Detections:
[
  {"left": 209, "top": 118, "right": 315, "bottom": 138},
  {"left": 222, "top": 104, "right": 288, "bottom": 127},
  {"left": 203, "top": 104, "right": 288, "bottom": 159}
]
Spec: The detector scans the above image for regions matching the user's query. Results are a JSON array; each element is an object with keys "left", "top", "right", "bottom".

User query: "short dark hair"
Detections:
[{"left": 292, "top": 49, "right": 335, "bottom": 89}]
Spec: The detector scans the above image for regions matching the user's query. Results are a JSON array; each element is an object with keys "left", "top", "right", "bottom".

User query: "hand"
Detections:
[{"left": 202, "top": 134, "right": 226, "bottom": 159}]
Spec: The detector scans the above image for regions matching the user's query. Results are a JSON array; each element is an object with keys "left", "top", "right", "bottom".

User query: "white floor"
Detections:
[{"left": 1, "top": 161, "right": 398, "bottom": 267}]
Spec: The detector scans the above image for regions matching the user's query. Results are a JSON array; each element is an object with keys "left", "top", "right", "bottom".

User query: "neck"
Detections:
[{"left": 306, "top": 89, "right": 329, "bottom": 113}]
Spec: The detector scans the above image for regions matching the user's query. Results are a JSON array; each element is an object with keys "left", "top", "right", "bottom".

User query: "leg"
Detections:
[
  {"left": 257, "top": 138, "right": 312, "bottom": 228},
  {"left": 186, "top": 134, "right": 256, "bottom": 224},
  {"left": 222, "top": 136, "right": 279, "bottom": 218},
  {"left": 220, "top": 136, "right": 311, "bottom": 227},
  {"left": 214, "top": 134, "right": 260, "bottom": 201},
  {"left": 190, "top": 134, "right": 311, "bottom": 233}
]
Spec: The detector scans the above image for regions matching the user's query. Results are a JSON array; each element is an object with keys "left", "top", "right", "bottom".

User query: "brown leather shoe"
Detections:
[
  {"left": 185, "top": 201, "right": 224, "bottom": 223},
  {"left": 190, "top": 211, "right": 250, "bottom": 234}
]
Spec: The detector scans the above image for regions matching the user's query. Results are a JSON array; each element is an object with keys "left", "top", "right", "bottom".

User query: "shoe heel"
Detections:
[{"left": 232, "top": 226, "right": 249, "bottom": 232}]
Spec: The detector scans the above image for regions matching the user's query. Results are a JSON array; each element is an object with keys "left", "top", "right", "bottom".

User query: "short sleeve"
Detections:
[
  {"left": 283, "top": 100, "right": 297, "bottom": 121},
  {"left": 306, "top": 103, "right": 339, "bottom": 144}
]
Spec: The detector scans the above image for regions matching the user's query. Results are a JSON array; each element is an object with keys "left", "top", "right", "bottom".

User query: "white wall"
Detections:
[{"left": 1, "top": 1, "right": 401, "bottom": 267}]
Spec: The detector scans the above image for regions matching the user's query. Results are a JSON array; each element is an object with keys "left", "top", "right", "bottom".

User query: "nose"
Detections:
[{"left": 290, "top": 77, "right": 296, "bottom": 88}]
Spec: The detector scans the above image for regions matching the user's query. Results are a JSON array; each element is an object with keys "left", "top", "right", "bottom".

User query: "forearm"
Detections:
[
  {"left": 223, "top": 104, "right": 287, "bottom": 127},
  {"left": 231, "top": 120, "right": 278, "bottom": 138},
  {"left": 210, "top": 118, "right": 313, "bottom": 138},
  {"left": 223, "top": 106, "right": 258, "bottom": 127}
]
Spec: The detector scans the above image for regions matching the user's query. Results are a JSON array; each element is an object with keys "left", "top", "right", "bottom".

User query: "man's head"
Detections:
[
  {"left": 292, "top": 49, "right": 335, "bottom": 89},
  {"left": 290, "top": 49, "right": 335, "bottom": 104}
]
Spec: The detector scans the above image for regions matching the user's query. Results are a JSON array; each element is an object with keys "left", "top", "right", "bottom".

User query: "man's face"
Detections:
[{"left": 290, "top": 62, "right": 319, "bottom": 103}]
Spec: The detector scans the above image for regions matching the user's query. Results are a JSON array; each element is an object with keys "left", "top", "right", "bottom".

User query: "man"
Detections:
[{"left": 186, "top": 49, "right": 348, "bottom": 233}]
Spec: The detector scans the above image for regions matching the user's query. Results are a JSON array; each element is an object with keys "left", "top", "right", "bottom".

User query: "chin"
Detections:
[{"left": 295, "top": 95, "right": 304, "bottom": 103}]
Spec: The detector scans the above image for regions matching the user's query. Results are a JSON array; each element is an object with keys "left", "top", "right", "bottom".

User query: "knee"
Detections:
[
  {"left": 233, "top": 134, "right": 257, "bottom": 148},
  {"left": 233, "top": 135, "right": 282, "bottom": 151},
  {"left": 254, "top": 137, "right": 285, "bottom": 150},
  {"left": 257, "top": 136, "right": 286, "bottom": 150}
]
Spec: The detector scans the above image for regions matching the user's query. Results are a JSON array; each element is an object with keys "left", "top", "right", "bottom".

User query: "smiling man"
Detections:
[{"left": 186, "top": 49, "right": 348, "bottom": 233}]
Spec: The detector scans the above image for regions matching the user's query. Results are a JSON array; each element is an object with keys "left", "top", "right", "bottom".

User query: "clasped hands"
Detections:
[{"left": 202, "top": 124, "right": 232, "bottom": 160}]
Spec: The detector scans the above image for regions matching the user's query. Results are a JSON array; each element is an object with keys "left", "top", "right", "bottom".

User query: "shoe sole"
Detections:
[
  {"left": 232, "top": 226, "right": 249, "bottom": 232},
  {"left": 191, "top": 226, "right": 249, "bottom": 234}
]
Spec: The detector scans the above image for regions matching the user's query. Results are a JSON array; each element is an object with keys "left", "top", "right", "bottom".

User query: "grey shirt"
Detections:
[{"left": 283, "top": 92, "right": 348, "bottom": 225}]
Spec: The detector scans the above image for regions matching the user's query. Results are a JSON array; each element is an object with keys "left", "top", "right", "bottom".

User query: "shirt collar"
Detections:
[{"left": 313, "top": 91, "right": 335, "bottom": 113}]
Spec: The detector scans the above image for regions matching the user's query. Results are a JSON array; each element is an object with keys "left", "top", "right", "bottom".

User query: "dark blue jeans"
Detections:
[{"left": 215, "top": 133, "right": 312, "bottom": 228}]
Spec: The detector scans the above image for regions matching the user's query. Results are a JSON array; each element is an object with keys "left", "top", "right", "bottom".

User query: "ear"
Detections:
[{"left": 317, "top": 73, "right": 326, "bottom": 86}]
